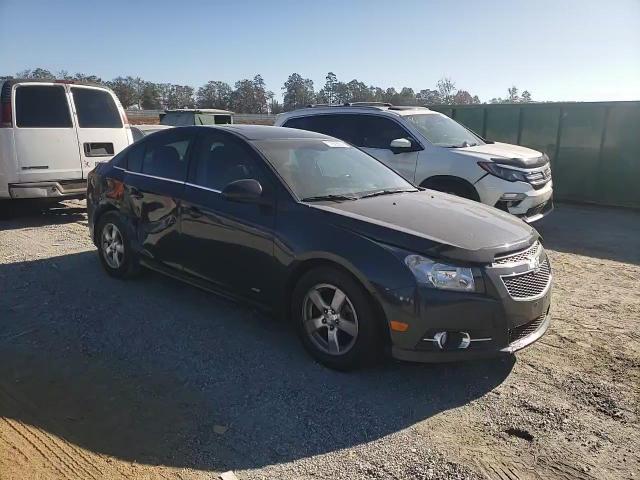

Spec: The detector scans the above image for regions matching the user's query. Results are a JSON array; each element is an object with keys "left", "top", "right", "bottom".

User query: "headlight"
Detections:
[
  {"left": 404, "top": 255, "right": 475, "bottom": 292},
  {"left": 478, "top": 161, "right": 528, "bottom": 183}
]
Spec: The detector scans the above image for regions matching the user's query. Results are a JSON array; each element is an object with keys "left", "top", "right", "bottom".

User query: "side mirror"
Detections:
[
  {"left": 389, "top": 138, "right": 414, "bottom": 153},
  {"left": 221, "top": 178, "right": 263, "bottom": 203}
]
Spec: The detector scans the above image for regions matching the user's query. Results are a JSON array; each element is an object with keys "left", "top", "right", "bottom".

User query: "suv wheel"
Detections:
[
  {"left": 97, "top": 211, "right": 139, "bottom": 278},
  {"left": 423, "top": 179, "right": 479, "bottom": 201},
  {"left": 292, "top": 267, "right": 381, "bottom": 370}
]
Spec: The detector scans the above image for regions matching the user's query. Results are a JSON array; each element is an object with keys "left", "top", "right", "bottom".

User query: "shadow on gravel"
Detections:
[
  {"left": 538, "top": 202, "right": 640, "bottom": 265},
  {"left": 0, "top": 199, "right": 86, "bottom": 230},
  {"left": 0, "top": 250, "right": 514, "bottom": 473}
]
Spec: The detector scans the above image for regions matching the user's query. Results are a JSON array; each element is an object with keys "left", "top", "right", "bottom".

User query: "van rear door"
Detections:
[
  {"left": 69, "top": 85, "right": 132, "bottom": 178},
  {"left": 13, "top": 83, "right": 83, "bottom": 182}
]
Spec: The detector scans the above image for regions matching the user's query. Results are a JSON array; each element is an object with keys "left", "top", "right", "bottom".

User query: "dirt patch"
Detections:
[{"left": 0, "top": 201, "right": 638, "bottom": 480}]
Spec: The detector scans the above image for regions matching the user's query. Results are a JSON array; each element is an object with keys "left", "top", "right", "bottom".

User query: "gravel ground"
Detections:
[{"left": 0, "top": 200, "right": 638, "bottom": 480}]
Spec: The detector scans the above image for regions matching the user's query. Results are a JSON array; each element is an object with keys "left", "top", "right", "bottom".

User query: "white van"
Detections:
[
  {"left": 275, "top": 104, "right": 553, "bottom": 223},
  {"left": 0, "top": 80, "right": 132, "bottom": 200}
]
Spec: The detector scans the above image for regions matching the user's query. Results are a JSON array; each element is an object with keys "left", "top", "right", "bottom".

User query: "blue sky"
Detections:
[{"left": 1, "top": 0, "right": 639, "bottom": 102}]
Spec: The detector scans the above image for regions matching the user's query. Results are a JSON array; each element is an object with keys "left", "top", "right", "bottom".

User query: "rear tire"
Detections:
[
  {"left": 291, "top": 267, "right": 382, "bottom": 370},
  {"left": 96, "top": 211, "right": 139, "bottom": 279}
]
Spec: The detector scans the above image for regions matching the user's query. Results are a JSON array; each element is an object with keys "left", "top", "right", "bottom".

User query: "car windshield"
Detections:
[
  {"left": 405, "top": 113, "right": 484, "bottom": 148},
  {"left": 253, "top": 138, "right": 416, "bottom": 200}
]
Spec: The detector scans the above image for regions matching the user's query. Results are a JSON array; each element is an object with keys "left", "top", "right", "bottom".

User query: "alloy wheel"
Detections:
[
  {"left": 101, "top": 223, "right": 124, "bottom": 269},
  {"left": 302, "top": 283, "right": 359, "bottom": 355}
]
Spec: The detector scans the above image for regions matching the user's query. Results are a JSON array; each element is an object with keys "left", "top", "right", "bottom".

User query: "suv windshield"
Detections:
[
  {"left": 405, "top": 113, "right": 484, "bottom": 148},
  {"left": 253, "top": 139, "right": 416, "bottom": 200}
]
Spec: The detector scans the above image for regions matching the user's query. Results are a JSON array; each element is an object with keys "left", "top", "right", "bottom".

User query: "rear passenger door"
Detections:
[
  {"left": 123, "top": 128, "right": 194, "bottom": 269},
  {"left": 70, "top": 86, "right": 131, "bottom": 177},
  {"left": 12, "top": 83, "right": 82, "bottom": 183},
  {"left": 181, "top": 130, "right": 276, "bottom": 301}
]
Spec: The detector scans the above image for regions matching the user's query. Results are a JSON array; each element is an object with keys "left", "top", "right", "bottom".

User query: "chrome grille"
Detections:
[
  {"left": 501, "top": 258, "right": 551, "bottom": 299},
  {"left": 509, "top": 313, "right": 546, "bottom": 344},
  {"left": 494, "top": 241, "right": 541, "bottom": 266}
]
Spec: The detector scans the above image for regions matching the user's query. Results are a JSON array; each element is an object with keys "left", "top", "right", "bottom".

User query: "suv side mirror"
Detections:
[
  {"left": 390, "top": 138, "right": 412, "bottom": 149},
  {"left": 390, "top": 137, "right": 419, "bottom": 154},
  {"left": 221, "top": 178, "right": 263, "bottom": 203}
]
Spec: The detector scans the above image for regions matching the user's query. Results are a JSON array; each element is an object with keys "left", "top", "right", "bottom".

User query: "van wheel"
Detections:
[
  {"left": 292, "top": 267, "right": 381, "bottom": 371},
  {"left": 96, "top": 211, "right": 139, "bottom": 278},
  {"left": 422, "top": 179, "right": 479, "bottom": 201}
]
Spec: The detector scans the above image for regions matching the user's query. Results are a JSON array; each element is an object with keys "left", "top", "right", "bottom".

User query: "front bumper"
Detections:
[
  {"left": 381, "top": 249, "right": 552, "bottom": 363},
  {"left": 475, "top": 175, "right": 554, "bottom": 223},
  {"left": 9, "top": 180, "right": 87, "bottom": 199}
]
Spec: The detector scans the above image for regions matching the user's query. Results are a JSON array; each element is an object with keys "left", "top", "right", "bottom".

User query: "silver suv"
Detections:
[{"left": 275, "top": 103, "right": 553, "bottom": 222}]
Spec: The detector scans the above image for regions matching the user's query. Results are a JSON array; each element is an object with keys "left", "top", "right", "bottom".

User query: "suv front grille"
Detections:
[
  {"left": 509, "top": 313, "right": 546, "bottom": 344},
  {"left": 501, "top": 257, "right": 551, "bottom": 299},
  {"left": 494, "top": 241, "right": 541, "bottom": 266}
]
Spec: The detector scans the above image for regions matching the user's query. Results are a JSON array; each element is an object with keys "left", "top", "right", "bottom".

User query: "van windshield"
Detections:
[{"left": 405, "top": 113, "right": 484, "bottom": 148}]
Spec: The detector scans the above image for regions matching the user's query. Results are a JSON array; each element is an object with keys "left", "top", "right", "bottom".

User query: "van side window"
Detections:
[
  {"left": 71, "top": 88, "right": 122, "bottom": 128},
  {"left": 356, "top": 115, "right": 411, "bottom": 149},
  {"left": 191, "top": 132, "right": 264, "bottom": 191},
  {"left": 141, "top": 131, "right": 193, "bottom": 181},
  {"left": 15, "top": 85, "right": 72, "bottom": 128}
]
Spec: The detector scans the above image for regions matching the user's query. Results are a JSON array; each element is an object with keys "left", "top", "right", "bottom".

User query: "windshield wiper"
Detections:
[
  {"left": 301, "top": 194, "right": 358, "bottom": 202},
  {"left": 359, "top": 188, "right": 417, "bottom": 199}
]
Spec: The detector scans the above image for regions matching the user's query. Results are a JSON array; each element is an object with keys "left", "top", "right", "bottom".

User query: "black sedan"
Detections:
[{"left": 87, "top": 125, "right": 552, "bottom": 370}]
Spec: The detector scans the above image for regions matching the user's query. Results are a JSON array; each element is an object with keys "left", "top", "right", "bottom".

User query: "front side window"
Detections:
[
  {"left": 406, "top": 113, "right": 484, "bottom": 148},
  {"left": 357, "top": 115, "right": 412, "bottom": 149},
  {"left": 71, "top": 88, "right": 122, "bottom": 128},
  {"left": 254, "top": 138, "right": 415, "bottom": 200},
  {"left": 15, "top": 85, "right": 72, "bottom": 128},
  {"left": 191, "top": 132, "right": 264, "bottom": 190},
  {"left": 140, "top": 131, "right": 193, "bottom": 181}
]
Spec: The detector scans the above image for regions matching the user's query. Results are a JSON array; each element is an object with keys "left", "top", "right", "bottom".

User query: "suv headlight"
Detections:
[
  {"left": 478, "top": 161, "right": 528, "bottom": 183},
  {"left": 404, "top": 255, "right": 475, "bottom": 292}
]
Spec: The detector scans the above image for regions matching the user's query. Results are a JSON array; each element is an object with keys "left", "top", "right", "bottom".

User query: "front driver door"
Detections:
[
  {"left": 180, "top": 130, "right": 276, "bottom": 302},
  {"left": 354, "top": 114, "right": 420, "bottom": 183}
]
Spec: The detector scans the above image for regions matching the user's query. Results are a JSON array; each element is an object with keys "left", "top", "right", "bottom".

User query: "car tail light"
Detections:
[{"left": 0, "top": 82, "right": 12, "bottom": 128}]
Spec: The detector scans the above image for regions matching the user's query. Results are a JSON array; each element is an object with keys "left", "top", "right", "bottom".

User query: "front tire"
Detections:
[
  {"left": 292, "top": 267, "right": 382, "bottom": 370},
  {"left": 96, "top": 211, "right": 139, "bottom": 278}
]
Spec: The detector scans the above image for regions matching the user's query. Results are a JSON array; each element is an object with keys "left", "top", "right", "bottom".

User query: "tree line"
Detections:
[{"left": 1, "top": 68, "right": 534, "bottom": 113}]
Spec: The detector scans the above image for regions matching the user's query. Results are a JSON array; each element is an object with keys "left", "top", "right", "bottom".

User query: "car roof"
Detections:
[{"left": 214, "top": 124, "right": 333, "bottom": 141}]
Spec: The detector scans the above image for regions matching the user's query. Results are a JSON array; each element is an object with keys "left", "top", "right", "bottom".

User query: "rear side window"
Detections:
[
  {"left": 284, "top": 114, "right": 360, "bottom": 144},
  {"left": 72, "top": 88, "right": 122, "bottom": 128},
  {"left": 140, "top": 130, "right": 193, "bottom": 181},
  {"left": 15, "top": 85, "right": 72, "bottom": 128}
]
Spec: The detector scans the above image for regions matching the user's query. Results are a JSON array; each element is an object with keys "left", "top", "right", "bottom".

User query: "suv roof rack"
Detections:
[
  {"left": 388, "top": 105, "right": 429, "bottom": 111},
  {"left": 343, "top": 102, "right": 393, "bottom": 107},
  {"left": 303, "top": 102, "right": 394, "bottom": 110}
]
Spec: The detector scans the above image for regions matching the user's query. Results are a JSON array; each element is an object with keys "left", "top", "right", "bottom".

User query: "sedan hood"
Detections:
[
  {"left": 456, "top": 142, "right": 547, "bottom": 168},
  {"left": 309, "top": 190, "right": 537, "bottom": 263}
]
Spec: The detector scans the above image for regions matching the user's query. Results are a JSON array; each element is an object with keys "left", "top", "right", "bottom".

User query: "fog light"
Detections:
[
  {"left": 500, "top": 193, "right": 526, "bottom": 201},
  {"left": 433, "top": 331, "right": 448, "bottom": 349}
]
